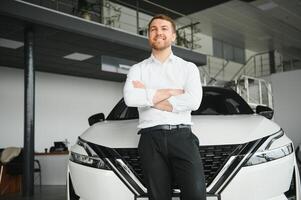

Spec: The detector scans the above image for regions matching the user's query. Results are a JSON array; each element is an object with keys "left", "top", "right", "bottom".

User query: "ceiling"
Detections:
[
  {"left": 0, "top": 15, "right": 143, "bottom": 82},
  {"left": 176, "top": 0, "right": 301, "bottom": 61},
  {"left": 0, "top": 0, "right": 206, "bottom": 82},
  {"left": 0, "top": 0, "right": 300, "bottom": 83},
  {"left": 110, "top": 0, "right": 241, "bottom": 18},
  {"left": 106, "top": 0, "right": 301, "bottom": 62}
]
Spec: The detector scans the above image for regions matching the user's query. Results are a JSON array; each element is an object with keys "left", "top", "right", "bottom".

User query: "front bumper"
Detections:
[
  {"left": 68, "top": 160, "right": 219, "bottom": 200},
  {"left": 68, "top": 152, "right": 298, "bottom": 200},
  {"left": 68, "top": 161, "right": 134, "bottom": 200},
  {"left": 220, "top": 153, "right": 295, "bottom": 200}
]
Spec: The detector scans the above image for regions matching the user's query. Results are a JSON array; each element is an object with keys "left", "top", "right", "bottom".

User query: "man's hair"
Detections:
[{"left": 148, "top": 14, "right": 176, "bottom": 33}]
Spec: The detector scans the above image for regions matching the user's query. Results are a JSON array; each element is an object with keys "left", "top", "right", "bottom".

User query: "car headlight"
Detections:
[
  {"left": 245, "top": 129, "right": 293, "bottom": 166},
  {"left": 69, "top": 138, "right": 110, "bottom": 170}
]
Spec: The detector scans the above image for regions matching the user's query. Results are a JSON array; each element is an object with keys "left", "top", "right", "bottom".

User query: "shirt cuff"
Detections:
[
  {"left": 145, "top": 88, "right": 156, "bottom": 106},
  {"left": 168, "top": 96, "right": 177, "bottom": 112}
]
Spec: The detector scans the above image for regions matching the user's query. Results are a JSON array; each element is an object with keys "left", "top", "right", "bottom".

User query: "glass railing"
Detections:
[{"left": 21, "top": 0, "right": 203, "bottom": 52}]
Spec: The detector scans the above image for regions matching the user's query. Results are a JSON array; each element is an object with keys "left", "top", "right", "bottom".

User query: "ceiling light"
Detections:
[
  {"left": 257, "top": 1, "right": 278, "bottom": 11},
  {"left": 0, "top": 38, "right": 24, "bottom": 49},
  {"left": 119, "top": 64, "right": 131, "bottom": 70},
  {"left": 63, "top": 52, "right": 93, "bottom": 61}
]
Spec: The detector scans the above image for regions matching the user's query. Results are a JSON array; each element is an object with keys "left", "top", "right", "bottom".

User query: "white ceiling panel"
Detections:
[{"left": 178, "top": 0, "right": 301, "bottom": 61}]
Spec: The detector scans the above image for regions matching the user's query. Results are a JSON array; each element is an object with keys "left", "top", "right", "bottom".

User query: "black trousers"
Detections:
[{"left": 138, "top": 127, "right": 206, "bottom": 200}]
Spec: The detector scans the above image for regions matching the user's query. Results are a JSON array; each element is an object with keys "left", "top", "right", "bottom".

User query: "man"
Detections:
[{"left": 123, "top": 14, "right": 206, "bottom": 200}]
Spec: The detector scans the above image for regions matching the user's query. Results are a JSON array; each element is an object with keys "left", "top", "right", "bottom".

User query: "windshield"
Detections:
[{"left": 106, "top": 87, "right": 254, "bottom": 120}]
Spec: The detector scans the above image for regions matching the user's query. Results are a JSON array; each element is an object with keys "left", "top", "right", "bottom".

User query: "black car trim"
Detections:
[
  {"left": 92, "top": 142, "right": 245, "bottom": 197},
  {"left": 209, "top": 136, "right": 269, "bottom": 195},
  {"left": 284, "top": 169, "right": 296, "bottom": 199},
  {"left": 207, "top": 140, "right": 257, "bottom": 194},
  {"left": 87, "top": 141, "right": 146, "bottom": 196},
  {"left": 205, "top": 143, "right": 245, "bottom": 189},
  {"left": 78, "top": 136, "right": 273, "bottom": 197},
  {"left": 264, "top": 129, "right": 284, "bottom": 150},
  {"left": 77, "top": 137, "right": 142, "bottom": 195},
  {"left": 69, "top": 174, "right": 80, "bottom": 200},
  {"left": 69, "top": 152, "right": 111, "bottom": 170}
]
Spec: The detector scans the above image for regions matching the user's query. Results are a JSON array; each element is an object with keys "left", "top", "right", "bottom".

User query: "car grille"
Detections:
[{"left": 115, "top": 144, "right": 240, "bottom": 187}]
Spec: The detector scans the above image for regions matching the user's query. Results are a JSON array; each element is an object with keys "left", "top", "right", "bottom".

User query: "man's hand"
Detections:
[
  {"left": 153, "top": 100, "right": 173, "bottom": 112},
  {"left": 132, "top": 80, "right": 145, "bottom": 89},
  {"left": 131, "top": 80, "right": 184, "bottom": 108},
  {"left": 169, "top": 89, "right": 184, "bottom": 96},
  {"left": 152, "top": 89, "right": 184, "bottom": 105}
]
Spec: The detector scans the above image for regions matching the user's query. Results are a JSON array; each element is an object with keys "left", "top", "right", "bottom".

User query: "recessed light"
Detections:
[
  {"left": 63, "top": 52, "right": 93, "bottom": 61},
  {"left": 0, "top": 38, "right": 24, "bottom": 49},
  {"left": 257, "top": 1, "right": 278, "bottom": 11},
  {"left": 119, "top": 64, "right": 131, "bottom": 70}
]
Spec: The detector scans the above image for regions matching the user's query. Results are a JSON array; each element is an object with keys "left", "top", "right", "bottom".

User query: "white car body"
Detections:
[{"left": 67, "top": 87, "right": 301, "bottom": 200}]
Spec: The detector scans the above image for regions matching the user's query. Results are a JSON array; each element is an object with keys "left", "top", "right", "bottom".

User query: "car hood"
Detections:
[{"left": 80, "top": 114, "right": 281, "bottom": 148}]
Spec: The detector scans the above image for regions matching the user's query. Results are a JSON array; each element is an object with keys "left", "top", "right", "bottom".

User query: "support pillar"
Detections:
[{"left": 23, "top": 25, "right": 35, "bottom": 197}]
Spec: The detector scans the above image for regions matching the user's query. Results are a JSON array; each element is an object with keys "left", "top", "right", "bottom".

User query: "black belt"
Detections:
[{"left": 141, "top": 124, "right": 191, "bottom": 132}]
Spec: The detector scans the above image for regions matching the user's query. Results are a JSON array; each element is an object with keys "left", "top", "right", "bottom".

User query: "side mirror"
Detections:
[
  {"left": 256, "top": 105, "right": 274, "bottom": 120},
  {"left": 88, "top": 113, "right": 105, "bottom": 126}
]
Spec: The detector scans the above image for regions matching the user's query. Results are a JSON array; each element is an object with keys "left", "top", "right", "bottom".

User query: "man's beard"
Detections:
[
  {"left": 149, "top": 37, "right": 171, "bottom": 51},
  {"left": 150, "top": 41, "right": 171, "bottom": 51}
]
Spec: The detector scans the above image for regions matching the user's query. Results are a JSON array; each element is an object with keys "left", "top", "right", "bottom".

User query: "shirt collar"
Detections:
[{"left": 149, "top": 51, "right": 176, "bottom": 64}]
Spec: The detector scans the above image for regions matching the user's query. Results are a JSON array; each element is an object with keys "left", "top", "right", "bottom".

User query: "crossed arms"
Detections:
[
  {"left": 132, "top": 80, "right": 183, "bottom": 112},
  {"left": 123, "top": 64, "right": 203, "bottom": 113}
]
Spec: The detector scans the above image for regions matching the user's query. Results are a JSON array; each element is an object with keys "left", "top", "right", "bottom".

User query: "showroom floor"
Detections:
[
  {"left": 0, "top": 186, "right": 66, "bottom": 200},
  {"left": 1, "top": 170, "right": 301, "bottom": 200}
]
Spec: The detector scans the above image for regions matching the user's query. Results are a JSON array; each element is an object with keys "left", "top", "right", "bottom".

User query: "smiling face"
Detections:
[{"left": 148, "top": 18, "right": 176, "bottom": 51}]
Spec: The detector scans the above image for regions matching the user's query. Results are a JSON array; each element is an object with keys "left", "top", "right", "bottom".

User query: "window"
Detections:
[
  {"left": 102, "top": 55, "right": 136, "bottom": 74},
  {"left": 213, "top": 38, "right": 245, "bottom": 64},
  {"left": 223, "top": 43, "right": 234, "bottom": 61},
  {"left": 106, "top": 87, "right": 253, "bottom": 120},
  {"left": 234, "top": 47, "right": 245, "bottom": 64},
  {"left": 213, "top": 39, "right": 223, "bottom": 58}
]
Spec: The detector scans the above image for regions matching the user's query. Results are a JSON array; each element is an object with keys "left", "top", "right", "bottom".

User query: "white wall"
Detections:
[
  {"left": 271, "top": 69, "right": 301, "bottom": 146},
  {"left": 194, "top": 33, "right": 213, "bottom": 56},
  {"left": 0, "top": 66, "right": 123, "bottom": 152},
  {"left": 245, "top": 49, "right": 257, "bottom": 61}
]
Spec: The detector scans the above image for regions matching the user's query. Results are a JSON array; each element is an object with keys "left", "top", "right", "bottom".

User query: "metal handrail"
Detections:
[
  {"left": 231, "top": 51, "right": 270, "bottom": 80},
  {"left": 235, "top": 75, "right": 273, "bottom": 108},
  {"left": 199, "top": 66, "right": 211, "bottom": 86},
  {"left": 211, "top": 59, "right": 230, "bottom": 80}
]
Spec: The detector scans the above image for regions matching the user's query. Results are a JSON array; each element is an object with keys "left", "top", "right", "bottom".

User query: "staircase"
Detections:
[
  {"left": 201, "top": 51, "right": 278, "bottom": 109},
  {"left": 231, "top": 51, "right": 274, "bottom": 80},
  {"left": 234, "top": 75, "right": 273, "bottom": 109}
]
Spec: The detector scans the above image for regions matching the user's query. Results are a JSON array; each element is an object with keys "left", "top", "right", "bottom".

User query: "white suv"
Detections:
[{"left": 67, "top": 86, "right": 301, "bottom": 200}]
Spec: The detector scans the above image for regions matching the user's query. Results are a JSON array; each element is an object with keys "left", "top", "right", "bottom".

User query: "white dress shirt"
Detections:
[{"left": 123, "top": 52, "right": 203, "bottom": 129}]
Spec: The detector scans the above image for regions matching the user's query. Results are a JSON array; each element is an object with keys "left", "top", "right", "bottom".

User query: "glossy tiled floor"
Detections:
[
  {"left": 0, "top": 185, "right": 66, "bottom": 200},
  {"left": 1, "top": 170, "right": 301, "bottom": 200}
]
